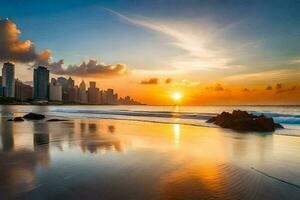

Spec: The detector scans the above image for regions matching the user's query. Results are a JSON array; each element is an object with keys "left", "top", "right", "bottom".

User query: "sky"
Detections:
[{"left": 0, "top": 0, "right": 300, "bottom": 105}]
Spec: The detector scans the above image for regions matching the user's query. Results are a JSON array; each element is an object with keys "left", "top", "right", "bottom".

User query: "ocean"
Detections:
[{"left": 1, "top": 105, "right": 300, "bottom": 135}]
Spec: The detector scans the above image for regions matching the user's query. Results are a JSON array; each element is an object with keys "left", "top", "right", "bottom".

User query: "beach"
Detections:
[{"left": 1, "top": 105, "right": 300, "bottom": 199}]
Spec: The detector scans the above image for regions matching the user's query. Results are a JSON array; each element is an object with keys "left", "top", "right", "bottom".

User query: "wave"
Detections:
[
  {"left": 51, "top": 109, "right": 215, "bottom": 120},
  {"left": 250, "top": 111, "right": 300, "bottom": 125},
  {"left": 49, "top": 108, "right": 300, "bottom": 126}
]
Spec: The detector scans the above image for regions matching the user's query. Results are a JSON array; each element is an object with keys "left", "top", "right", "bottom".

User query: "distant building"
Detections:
[
  {"left": 67, "top": 86, "right": 78, "bottom": 103},
  {"left": 67, "top": 77, "right": 74, "bottom": 88},
  {"left": 57, "top": 77, "right": 68, "bottom": 101},
  {"left": 2, "top": 62, "right": 15, "bottom": 97},
  {"left": 88, "top": 81, "right": 100, "bottom": 104},
  {"left": 0, "top": 76, "right": 3, "bottom": 97},
  {"left": 102, "top": 89, "right": 118, "bottom": 104},
  {"left": 78, "top": 80, "right": 88, "bottom": 103},
  {"left": 15, "top": 80, "right": 33, "bottom": 101},
  {"left": 57, "top": 77, "right": 68, "bottom": 90},
  {"left": 113, "top": 93, "right": 118, "bottom": 104},
  {"left": 33, "top": 66, "right": 49, "bottom": 101},
  {"left": 49, "top": 78, "right": 62, "bottom": 102},
  {"left": 106, "top": 89, "right": 114, "bottom": 104}
]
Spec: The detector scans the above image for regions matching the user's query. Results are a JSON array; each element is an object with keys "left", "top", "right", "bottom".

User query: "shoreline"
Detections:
[{"left": 4, "top": 113, "right": 299, "bottom": 138}]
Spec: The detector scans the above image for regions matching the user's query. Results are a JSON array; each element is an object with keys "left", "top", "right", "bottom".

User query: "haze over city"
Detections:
[{"left": 1, "top": 0, "right": 299, "bottom": 105}]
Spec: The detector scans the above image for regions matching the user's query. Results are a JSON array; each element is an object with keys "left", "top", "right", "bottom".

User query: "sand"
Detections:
[{"left": 0, "top": 117, "right": 300, "bottom": 199}]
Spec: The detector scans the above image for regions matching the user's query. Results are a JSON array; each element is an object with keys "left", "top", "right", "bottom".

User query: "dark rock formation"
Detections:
[
  {"left": 206, "top": 110, "right": 283, "bottom": 132},
  {"left": 23, "top": 113, "right": 45, "bottom": 120},
  {"left": 7, "top": 117, "right": 24, "bottom": 122},
  {"left": 47, "top": 119, "right": 69, "bottom": 122}
]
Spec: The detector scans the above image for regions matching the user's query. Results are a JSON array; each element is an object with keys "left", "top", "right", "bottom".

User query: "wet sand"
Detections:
[{"left": 1, "top": 116, "right": 300, "bottom": 199}]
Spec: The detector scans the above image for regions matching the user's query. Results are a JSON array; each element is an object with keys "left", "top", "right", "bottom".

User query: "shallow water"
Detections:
[
  {"left": 1, "top": 105, "right": 300, "bottom": 135},
  {"left": 0, "top": 106, "right": 300, "bottom": 199}
]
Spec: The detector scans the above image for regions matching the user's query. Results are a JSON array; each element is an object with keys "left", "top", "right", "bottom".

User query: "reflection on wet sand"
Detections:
[
  {"left": 0, "top": 121, "right": 14, "bottom": 151},
  {"left": 0, "top": 117, "right": 300, "bottom": 199},
  {"left": 79, "top": 123, "right": 126, "bottom": 154},
  {"left": 159, "top": 160, "right": 300, "bottom": 200},
  {"left": 0, "top": 120, "right": 50, "bottom": 199},
  {"left": 0, "top": 118, "right": 127, "bottom": 198}
]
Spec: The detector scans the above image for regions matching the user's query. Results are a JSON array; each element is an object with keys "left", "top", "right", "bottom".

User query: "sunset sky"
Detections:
[{"left": 0, "top": 0, "right": 300, "bottom": 105}]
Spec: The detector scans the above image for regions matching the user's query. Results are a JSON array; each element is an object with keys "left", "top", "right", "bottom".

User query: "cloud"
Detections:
[
  {"left": 39, "top": 58, "right": 127, "bottom": 77},
  {"left": 0, "top": 19, "right": 128, "bottom": 78},
  {"left": 165, "top": 78, "right": 172, "bottom": 84},
  {"left": 140, "top": 78, "right": 159, "bottom": 84},
  {"left": 172, "top": 79, "right": 200, "bottom": 87},
  {"left": 276, "top": 85, "right": 299, "bottom": 93},
  {"left": 242, "top": 88, "right": 250, "bottom": 92},
  {"left": 206, "top": 83, "right": 225, "bottom": 92},
  {"left": 106, "top": 9, "right": 235, "bottom": 71},
  {"left": 276, "top": 83, "right": 282, "bottom": 90},
  {"left": 32, "top": 36, "right": 127, "bottom": 78},
  {"left": 223, "top": 68, "right": 300, "bottom": 84},
  {"left": 0, "top": 19, "right": 49, "bottom": 63},
  {"left": 290, "top": 58, "right": 300, "bottom": 64},
  {"left": 34, "top": 39, "right": 127, "bottom": 78},
  {"left": 214, "top": 83, "right": 224, "bottom": 91},
  {"left": 266, "top": 85, "right": 272, "bottom": 90}
]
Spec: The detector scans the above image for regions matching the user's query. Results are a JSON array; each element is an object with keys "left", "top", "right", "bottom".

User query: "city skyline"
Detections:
[{"left": 0, "top": 62, "right": 141, "bottom": 105}]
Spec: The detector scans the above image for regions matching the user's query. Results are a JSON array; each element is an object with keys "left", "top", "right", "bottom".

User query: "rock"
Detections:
[
  {"left": 7, "top": 117, "right": 24, "bottom": 122},
  {"left": 206, "top": 110, "right": 283, "bottom": 132},
  {"left": 47, "top": 119, "right": 69, "bottom": 122},
  {"left": 23, "top": 113, "right": 45, "bottom": 120},
  {"left": 275, "top": 123, "right": 284, "bottom": 129}
]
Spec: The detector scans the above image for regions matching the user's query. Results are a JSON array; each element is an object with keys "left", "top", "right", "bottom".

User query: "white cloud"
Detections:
[{"left": 106, "top": 9, "right": 235, "bottom": 72}]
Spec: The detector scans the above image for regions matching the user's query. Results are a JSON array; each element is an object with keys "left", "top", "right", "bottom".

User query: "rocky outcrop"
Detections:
[
  {"left": 7, "top": 117, "right": 24, "bottom": 122},
  {"left": 206, "top": 110, "right": 283, "bottom": 132},
  {"left": 23, "top": 113, "right": 45, "bottom": 120}
]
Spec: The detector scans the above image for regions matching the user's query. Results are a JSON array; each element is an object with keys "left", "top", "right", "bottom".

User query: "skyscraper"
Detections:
[
  {"left": 33, "top": 66, "right": 49, "bottom": 101},
  {"left": 2, "top": 62, "right": 15, "bottom": 97},
  {"left": 87, "top": 81, "right": 100, "bottom": 104},
  {"left": 78, "top": 80, "right": 88, "bottom": 103},
  {"left": 15, "top": 79, "right": 33, "bottom": 101},
  {"left": 106, "top": 89, "right": 114, "bottom": 104},
  {"left": 67, "top": 77, "right": 74, "bottom": 88},
  {"left": 49, "top": 78, "right": 62, "bottom": 102},
  {"left": 0, "top": 76, "right": 3, "bottom": 97}
]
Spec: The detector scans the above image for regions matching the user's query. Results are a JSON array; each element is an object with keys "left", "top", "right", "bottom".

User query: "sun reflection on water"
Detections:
[{"left": 173, "top": 124, "right": 181, "bottom": 148}]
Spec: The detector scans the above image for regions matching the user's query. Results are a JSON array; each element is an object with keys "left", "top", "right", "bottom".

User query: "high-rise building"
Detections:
[
  {"left": 15, "top": 80, "right": 33, "bottom": 101},
  {"left": 78, "top": 80, "right": 88, "bottom": 103},
  {"left": 57, "top": 77, "right": 69, "bottom": 101},
  {"left": 67, "top": 86, "right": 78, "bottom": 102},
  {"left": 113, "top": 93, "right": 118, "bottom": 104},
  {"left": 88, "top": 81, "right": 100, "bottom": 104},
  {"left": 49, "top": 78, "right": 62, "bottom": 102},
  {"left": 0, "top": 76, "right": 3, "bottom": 97},
  {"left": 106, "top": 89, "right": 114, "bottom": 104},
  {"left": 2, "top": 62, "right": 15, "bottom": 97},
  {"left": 33, "top": 66, "right": 49, "bottom": 101},
  {"left": 68, "top": 77, "right": 74, "bottom": 88},
  {"left": 57, "top": 77, "right": 68, "bottom": 90}
]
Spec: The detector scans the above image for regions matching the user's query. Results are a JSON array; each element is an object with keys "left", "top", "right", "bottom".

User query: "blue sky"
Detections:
[{"left": 1, "top": 0, "right": 300, "bottom": 83}]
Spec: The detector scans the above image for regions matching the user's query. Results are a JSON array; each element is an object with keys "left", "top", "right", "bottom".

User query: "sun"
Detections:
[{"left": 172, "top": 92, "right": 182, "bottom": 101}]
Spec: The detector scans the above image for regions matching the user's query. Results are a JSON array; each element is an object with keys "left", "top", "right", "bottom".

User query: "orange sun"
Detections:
[{"left": 172, "top": 92, "right": 182, "bottom": 101}]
